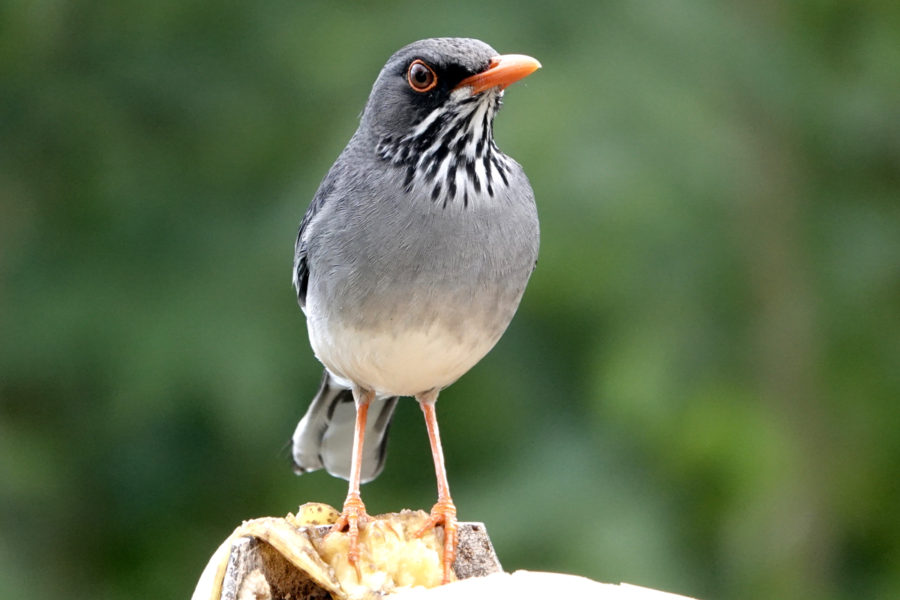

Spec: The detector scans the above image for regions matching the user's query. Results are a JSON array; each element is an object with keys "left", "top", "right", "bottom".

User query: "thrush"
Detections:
[{"left": 290, "top": 38, "right": 540, "bottom": 584}]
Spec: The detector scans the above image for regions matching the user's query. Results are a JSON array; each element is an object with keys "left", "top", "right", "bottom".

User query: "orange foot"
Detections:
[
  {"left": 414, "top": 497, "right": 458, "bottom": 584},
  {"left": 329, "top": 494, "right": 370, "bottom": 579}
]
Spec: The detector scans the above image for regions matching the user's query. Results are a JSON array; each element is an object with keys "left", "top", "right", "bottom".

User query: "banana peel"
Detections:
[{"left": 192, "top": 503, "right": 501, "bottom": 600}]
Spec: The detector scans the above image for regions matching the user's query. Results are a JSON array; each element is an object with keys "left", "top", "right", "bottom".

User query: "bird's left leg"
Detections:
[
  {"left": 329, "top": 385, "right": 374, "bottom": 576},
  {"left": 414, "top": 389, "right": 458, "bottom": 584}
]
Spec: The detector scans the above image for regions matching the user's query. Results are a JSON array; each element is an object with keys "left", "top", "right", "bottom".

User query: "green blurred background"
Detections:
[{"left": 1, "top": 1, "right": 898, "bottom": 599}]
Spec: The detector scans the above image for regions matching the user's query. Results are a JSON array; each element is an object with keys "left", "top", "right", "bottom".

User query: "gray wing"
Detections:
[
  {"left": 293, "top": 165, "right": 341, "bottom": 311},
  {"left": 291, "top": 370, "right": 399, "bottom": 483}
]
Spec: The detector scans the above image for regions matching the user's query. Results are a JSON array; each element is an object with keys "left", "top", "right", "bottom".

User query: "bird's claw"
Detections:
[
  {"left": 329, "top": 494, "right": 370, "bottom": 580},
  {"left": 414, "top": 498, "right": 458, "bottom": 584}
]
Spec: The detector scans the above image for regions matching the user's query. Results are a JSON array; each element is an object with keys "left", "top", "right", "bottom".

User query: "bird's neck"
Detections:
[{"left": 374, "top": 94, "right": 515, "bottom": 209}]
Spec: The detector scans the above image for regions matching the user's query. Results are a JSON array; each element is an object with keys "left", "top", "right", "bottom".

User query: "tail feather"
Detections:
[{"left": 291, "top": 370, "right": 399, "bottom": 483}]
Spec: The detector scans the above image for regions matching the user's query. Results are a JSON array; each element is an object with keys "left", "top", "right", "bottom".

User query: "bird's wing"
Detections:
[
  {"left": 293, "top": 167, "right": 341, "bottom": 311},
  {"left": 292, "top": 232, "right": 310, "bottom": 311}
]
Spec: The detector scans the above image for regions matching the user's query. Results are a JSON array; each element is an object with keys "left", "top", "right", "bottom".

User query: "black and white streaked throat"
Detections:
[{"left": 376, "top": 87, "right": 513, "bottom": 209}]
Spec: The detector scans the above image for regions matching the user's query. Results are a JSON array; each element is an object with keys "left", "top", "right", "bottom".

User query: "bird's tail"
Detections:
[{"left": 291, "top": 370, "right": 399, "bottom": 483}]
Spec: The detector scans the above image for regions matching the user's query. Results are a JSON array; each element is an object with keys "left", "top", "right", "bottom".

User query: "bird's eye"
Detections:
[{"left": 407, "top": 59, "right": 437, "bottom": 92}]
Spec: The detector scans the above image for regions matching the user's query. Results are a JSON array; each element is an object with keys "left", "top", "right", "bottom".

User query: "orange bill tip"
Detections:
[{"left": 454, "top": 54, "right": 541, "bottom": 94}]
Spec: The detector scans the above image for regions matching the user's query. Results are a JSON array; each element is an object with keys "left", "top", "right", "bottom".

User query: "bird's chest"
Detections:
[
  {"left": 304, "top": 197, "right": 537, "bottom": 395},
  {"left": 309, "top": 198, "right": 534, "bottom": 329}
]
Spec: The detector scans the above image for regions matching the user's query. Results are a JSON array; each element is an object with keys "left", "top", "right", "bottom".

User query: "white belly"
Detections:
[{"left": 307, "top": 317, "right": 498, "bottom": 396}]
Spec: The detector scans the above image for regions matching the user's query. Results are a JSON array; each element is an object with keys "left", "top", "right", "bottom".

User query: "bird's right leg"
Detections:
[{"left": 329, "top": 385, "right": 374, "bottom": 574}]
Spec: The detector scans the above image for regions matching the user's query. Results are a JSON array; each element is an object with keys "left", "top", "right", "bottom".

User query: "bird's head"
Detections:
[{"left": 358, "top": 38, "right": 540, "bottom": 205}]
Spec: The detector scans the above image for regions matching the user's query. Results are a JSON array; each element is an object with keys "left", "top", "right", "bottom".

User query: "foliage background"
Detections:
[{"left": 1, "top": 1, "right": 898, "bottom": 599}]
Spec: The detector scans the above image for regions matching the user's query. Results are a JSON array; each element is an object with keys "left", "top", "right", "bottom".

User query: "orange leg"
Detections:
[
  {"left": 414, "top": 391, "right": 458, "bottom": 584},
  {"left": 329, "top": 386, "right": 374, "bottom": 577}
]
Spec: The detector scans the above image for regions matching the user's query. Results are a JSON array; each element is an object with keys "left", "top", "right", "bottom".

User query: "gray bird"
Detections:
[{"left": 290, "top": 38, "right": 540, "bottom": 582}]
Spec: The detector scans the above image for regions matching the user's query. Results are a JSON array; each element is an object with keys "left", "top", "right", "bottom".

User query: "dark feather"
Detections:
[{"left": 291, "top": 370, "right": 400, "bottom": 483}]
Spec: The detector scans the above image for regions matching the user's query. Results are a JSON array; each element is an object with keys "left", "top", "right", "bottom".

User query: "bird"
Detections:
[{"left": 290, "top": 37, "right": 540, "bottom": 584}]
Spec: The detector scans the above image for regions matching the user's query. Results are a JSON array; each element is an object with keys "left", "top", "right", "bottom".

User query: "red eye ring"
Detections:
[{"left": 407, "top": 59, "right": 437, "bottom": 93}]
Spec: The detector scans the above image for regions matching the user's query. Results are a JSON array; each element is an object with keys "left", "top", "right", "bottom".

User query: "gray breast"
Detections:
[{"left": 305, "top": 162, "right": 539, "bottom": 340}]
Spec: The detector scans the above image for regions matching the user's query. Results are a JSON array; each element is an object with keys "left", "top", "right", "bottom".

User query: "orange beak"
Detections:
[{"left": 454, "top": 54, "right": 541, "bottom": 95}]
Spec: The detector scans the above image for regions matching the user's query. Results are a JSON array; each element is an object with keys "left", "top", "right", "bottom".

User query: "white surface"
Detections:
[{"left": 390, "top": 571, "right": 698, "bottom": 600}]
